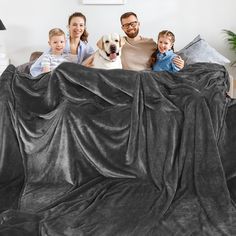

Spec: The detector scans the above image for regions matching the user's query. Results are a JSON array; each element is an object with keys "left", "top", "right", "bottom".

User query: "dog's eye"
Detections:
[
  {"left": 105, "top": 40, "right": 109, "bottom": 44},
  {"left": 115, "top": 39, "right": 119, "bottom": 42}
]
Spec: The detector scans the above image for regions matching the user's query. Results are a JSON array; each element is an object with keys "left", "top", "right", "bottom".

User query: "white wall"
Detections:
[{"left": 0, "top": 0, "right": 236, "bottom": 66}]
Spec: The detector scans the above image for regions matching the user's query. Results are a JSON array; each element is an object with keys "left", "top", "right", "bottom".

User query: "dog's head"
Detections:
[{"left": 96, "top": 33, "right": 125, "bottom": 62}]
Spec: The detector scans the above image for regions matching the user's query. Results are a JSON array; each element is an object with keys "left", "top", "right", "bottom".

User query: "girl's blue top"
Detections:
[{"left": 152, "top": 50, "right": 180, "bottom": 72}]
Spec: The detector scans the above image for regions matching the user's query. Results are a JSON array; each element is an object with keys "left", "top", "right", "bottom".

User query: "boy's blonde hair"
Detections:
[{"left": 49, "top": 28, "right": 65, "bottom": 40}]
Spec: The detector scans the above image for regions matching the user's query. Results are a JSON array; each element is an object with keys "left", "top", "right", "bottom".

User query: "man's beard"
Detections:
[{"left": 125, "top": 28, "right": 139, "bottom": 38}]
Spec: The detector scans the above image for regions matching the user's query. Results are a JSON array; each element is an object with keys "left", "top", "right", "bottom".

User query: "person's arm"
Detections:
[
  {"left": 30, "top": 49, "right": 51, "bottom": 77},
  {"left": 82, "top": 53, "right": 95, "bottom": 67},
  {"left": 173, "top": 55, "right": 184, "bottom": 69},
  {"left": 83, "top": 43, "right": 95, "bottom": 61},
  {"left": 41, "top": 54, "right": 51, "bottom": 73}
]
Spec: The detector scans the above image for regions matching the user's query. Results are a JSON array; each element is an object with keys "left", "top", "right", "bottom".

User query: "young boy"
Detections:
[{"left": 40, "top": 28, "right": 69, "bottom": 74}]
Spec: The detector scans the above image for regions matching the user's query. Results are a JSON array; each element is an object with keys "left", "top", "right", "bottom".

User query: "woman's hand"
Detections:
[{"left": 82, "top": 54, "right": 94, "bottom": 67}]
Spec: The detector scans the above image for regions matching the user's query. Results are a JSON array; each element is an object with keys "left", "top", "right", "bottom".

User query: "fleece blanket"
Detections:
[{"left": 0, "top": 62, "right": 236, "bottom": 236}]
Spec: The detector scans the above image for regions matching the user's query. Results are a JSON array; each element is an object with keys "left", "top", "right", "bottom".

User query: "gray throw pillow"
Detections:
[{"left": 177, "top": 35, "right": 230, "bottom": 65}]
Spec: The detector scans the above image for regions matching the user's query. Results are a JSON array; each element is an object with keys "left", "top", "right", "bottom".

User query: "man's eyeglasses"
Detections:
[{"left": 122, "top": 21, "right": 138, "bottom": 29}]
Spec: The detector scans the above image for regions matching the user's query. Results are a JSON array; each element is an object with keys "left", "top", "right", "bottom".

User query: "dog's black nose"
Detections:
[{"left": 110, "top": 45, "right": 116, "bottom": 53}]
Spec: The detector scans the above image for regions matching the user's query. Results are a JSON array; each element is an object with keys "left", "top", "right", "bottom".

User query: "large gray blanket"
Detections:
[{"left": 0, "top": 62, "right": 236, "bottom": 235}]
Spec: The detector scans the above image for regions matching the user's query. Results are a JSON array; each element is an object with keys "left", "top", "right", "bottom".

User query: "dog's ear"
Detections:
[
  {"left": 97, "top": 37, "right": 104, "bottom": 50},
  {"left": 119, "top": 36, "right": 126, "bottom": 48}
]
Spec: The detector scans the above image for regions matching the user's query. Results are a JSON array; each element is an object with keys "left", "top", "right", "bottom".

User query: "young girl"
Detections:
[{"left": 150, "top": 30, "right": 180, "bottom": 72}]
